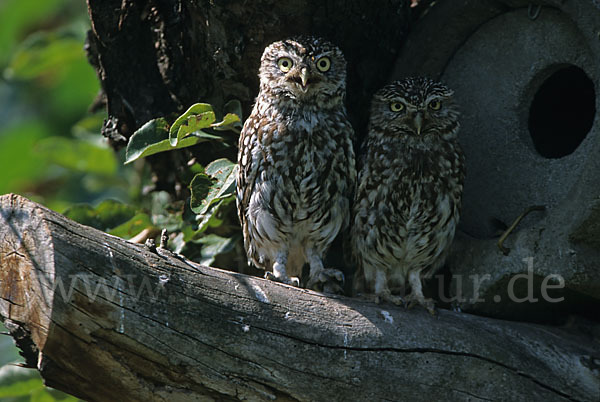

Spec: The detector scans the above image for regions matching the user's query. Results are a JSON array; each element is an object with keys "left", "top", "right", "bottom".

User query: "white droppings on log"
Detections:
[{"left": 380, "top": 310, "right": 394, "bottom": 324}]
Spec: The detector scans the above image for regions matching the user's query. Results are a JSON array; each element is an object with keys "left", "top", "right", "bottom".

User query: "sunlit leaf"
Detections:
[
  {"left": 211, "top": 113, "right": 241, "bottom": 132},
  {"left": 125, "top": 117, "right": 221, "bottom": 164},
  {"left": 169, "top": 103, "right": 214, "bottom": 139},
  {"left": 35, "top": 136, "right": 117, "bottom": 175}
]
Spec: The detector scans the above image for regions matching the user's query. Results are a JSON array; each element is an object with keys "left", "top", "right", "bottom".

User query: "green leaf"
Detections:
[
  {"left": 63, "top": 199, "right": 137, "bottom": 232},
  {"left": 108, "top": 213, "right": 153, "bottom": 239},
  {"left": 0, "top": 121, "right": 50, "bottom": 195},
  {"left": 223, "top": 99, "right": 243, "bottom": 121},
  {"left": 0, "top": 365, "right": 45, "bottom": 398},
  {"left": 211, "top": 113, "right": 241, "bottom": 132},
  {"left": 35, "top": 136, "right": 117, "bottom": 175},
  {"left": 0, "top": 0, "right": 66, "bottom": 67},
  {"left": 196, "top": 234, "right": 236, "bottom": 266},
  {"left": 150, "top": 191, "right": 183, "bottom": 232},
  {"left": 169, "top": 104, "right": 216, "bottom": 146},
  {"left": 125, "top": 117, "right": 222, "bottom": 164},
  {"left": 124, "top": 118, "right": 170, "bottom": 164},
  {"left": 4, "top": 31, "right": 85, "bottom": 81},
  {"left": 189, "top": 158, "right": 237, "bottom": 215},
  {"left": 169, "top": 103, "right": 214, "bottom": 139}
]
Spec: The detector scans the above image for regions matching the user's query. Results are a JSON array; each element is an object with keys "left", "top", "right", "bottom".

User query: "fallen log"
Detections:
[{"left": 0, "top": 193, "right": 598, "bottom": 401}]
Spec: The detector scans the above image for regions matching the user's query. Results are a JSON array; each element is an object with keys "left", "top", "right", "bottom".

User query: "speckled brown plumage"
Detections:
[
  {"left": 351, "top": 78, "right": 465, "bottom": 312},
  {"left": 237, "top": 37, "right": 356, "bottom": 291}
]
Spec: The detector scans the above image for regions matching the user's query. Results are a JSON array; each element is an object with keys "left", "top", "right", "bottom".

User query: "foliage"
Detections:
[
  {"left": 0, "top": 324, "right": 78, "bottom": 401},
  {"left": 0, "top": 0, "right": 123, "bottom": 399},
  {"left": 0, "top": 0, "right": 245, "bottom": 398},
  {"left": 123, "top": 103, "right": 242, "bottom": 266}
]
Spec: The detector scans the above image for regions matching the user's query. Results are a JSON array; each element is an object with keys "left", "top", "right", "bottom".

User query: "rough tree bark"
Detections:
[
  {"left": 85, "top": 0, "right": 412, "bottom": 194},
  {"left": 0, "top": 193, "right": 598, "bottom": 401}
]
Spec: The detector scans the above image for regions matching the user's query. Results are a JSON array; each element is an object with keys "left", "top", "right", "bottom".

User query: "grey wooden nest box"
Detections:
[{"left": 392, "top": 0, "right": 600, "bottom": 320}]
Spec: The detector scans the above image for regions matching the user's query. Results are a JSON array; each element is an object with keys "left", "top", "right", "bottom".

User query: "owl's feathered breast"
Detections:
[
  {"left": 355, "top": 135, "right": 464, "bottom": 270},
  {"left": 237, "top": 96, "right": 355, "bottom": 268}
]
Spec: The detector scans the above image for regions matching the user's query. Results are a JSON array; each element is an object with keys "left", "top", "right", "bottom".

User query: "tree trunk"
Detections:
[
  {"left": 85, "top": 0, "right": 412, "bottom": 194},
  {"left": 0, "top": 193, "right": 598, "bottom": 401}
]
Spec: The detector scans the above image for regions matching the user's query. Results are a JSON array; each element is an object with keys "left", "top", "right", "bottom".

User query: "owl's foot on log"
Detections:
[
  {"left": 405, "top": 292, "right": 437, "bottom": 315},
  {"left": 264, "top": 271, "right": 300, "bottom": 287},
  {"left": 307, "top": 268, "right": 345, "bottom": 294},
  {"left": 374, "top": 291, "right": 404, "bottom": 306}
]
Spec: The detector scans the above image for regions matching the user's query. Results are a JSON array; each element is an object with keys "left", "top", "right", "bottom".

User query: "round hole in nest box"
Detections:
[{"left": 528, "top": 66, "right": 596, "bottom": 158}]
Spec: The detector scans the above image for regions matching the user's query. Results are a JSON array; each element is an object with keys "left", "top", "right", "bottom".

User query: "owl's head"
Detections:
[
  {"left": 258, "top": 36, "right": 347, "bottom": 108},
  {"left": 369, "top": 78, "right": 459, "bottom": 141}
]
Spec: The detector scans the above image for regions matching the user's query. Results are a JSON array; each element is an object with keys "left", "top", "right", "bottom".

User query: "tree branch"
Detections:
[{"left": 0, "top": 194, "right": 598, "bottom": 401}]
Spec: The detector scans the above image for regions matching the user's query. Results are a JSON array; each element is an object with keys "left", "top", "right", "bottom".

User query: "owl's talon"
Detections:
[
  {"left": 374, "top": 292, "right": 404, "bottom": 306},
  {"left": 264, "top": 271, "right": 300, "bottom": 287},
  {"left": 306, "top": 268, "right": 345, "bottom": 294},
  {"left": 405, "top": 293, "right": 437, "bottom": 315}
]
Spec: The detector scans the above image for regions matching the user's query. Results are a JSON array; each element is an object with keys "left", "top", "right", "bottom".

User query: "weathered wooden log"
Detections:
[{"left": 0, "top": 193, "right": 598, "bottom": 401}]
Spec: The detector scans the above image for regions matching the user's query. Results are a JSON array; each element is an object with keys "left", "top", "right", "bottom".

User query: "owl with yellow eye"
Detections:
[
  {"left": 351, "top": 77, "right": 465, "bottom": 313},
  {"left": 237, "top": 36, "right": 356, "bottom": 292}
]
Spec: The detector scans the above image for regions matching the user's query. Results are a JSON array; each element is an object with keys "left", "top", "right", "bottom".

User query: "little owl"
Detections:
[
  {"left": 351, "top": 78, "right": 465, "bottom": 313},
  {"left": 237, "top": 36, "right": 356, "bottom": 291}
]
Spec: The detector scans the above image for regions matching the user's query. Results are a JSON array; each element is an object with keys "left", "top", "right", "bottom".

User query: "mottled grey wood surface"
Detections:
[{"left": 0, "top": 194, "right": 598, "bottom": 401}]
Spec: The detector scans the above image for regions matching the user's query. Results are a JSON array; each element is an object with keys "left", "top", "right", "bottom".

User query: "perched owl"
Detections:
[
  {"left": 351, "top": 78, "right": 465, "bottom": 313},
  {"left": 237, "top": 37, "right": 356, "bottom": 291}
]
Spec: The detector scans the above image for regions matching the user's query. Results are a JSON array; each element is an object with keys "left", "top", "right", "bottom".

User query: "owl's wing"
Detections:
[{"left": 236, "top": 113, "right": 261, "bottom": 260}]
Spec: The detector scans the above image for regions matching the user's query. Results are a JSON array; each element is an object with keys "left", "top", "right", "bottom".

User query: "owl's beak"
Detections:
[
  {"left": 300, "top": 67, "right": 310, "bottom": 89},
  {"left": 413, "top": 113, "right": 423, "bottom": 135}
]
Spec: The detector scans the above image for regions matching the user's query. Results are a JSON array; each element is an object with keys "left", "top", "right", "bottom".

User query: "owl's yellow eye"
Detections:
[
  {"left": 390, "top": 102, "right": 404, "bottom": 112},
  {"left": 315, "top": 56, "right": 331, "bottom": 72},
  {"left": 428, "top": 100, "right": 442, "bottom": 110},
  {"left": 278, "top": 57, "right": 293, "bottom": 72}
]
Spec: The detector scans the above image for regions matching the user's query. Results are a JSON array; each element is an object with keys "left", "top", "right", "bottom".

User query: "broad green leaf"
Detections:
[
  {"left": 211, "top": 113, "right": 241, "bottom": 132},
  {"left": 195, "top": 234, "right": 236, "bottom": 266},
  {"left": 205, "top": 158, "right": 238, "bottom": 201},
  {"left": 170, "top": 111, "right": 216, "bottom": 146},
  {"left": 189, "top": 158, "right": 237, "bottom": 215},
  {"left": 109, "top": 213, "right": 153, "bottom": 239},
  {"left": 125, "top": 117, "right": 222, "bottom": 164},
  {"left": 35, "top": 136, "right": 117, "bottom": 175},
  {"left": 63, "top": 200, "right": 137, "bottom": 231},
  {"left": 169, "top": 103, "right": 214, "bottom": 139},
  {"left": 189, "top": 173, "right": 213, "bottom": 211},
  {"left": 124, "top": 118, "right": 170, "bottom": 164}
]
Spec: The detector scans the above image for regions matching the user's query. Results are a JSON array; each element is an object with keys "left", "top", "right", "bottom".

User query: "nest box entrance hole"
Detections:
[{"left": 528, "top": 66, "right": 596, "bottom": 158}]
